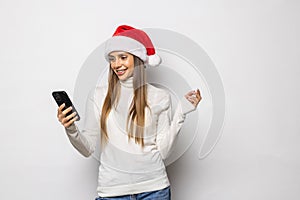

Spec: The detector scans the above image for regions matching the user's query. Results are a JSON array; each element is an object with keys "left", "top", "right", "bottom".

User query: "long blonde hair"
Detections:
[{"left": 100, "top": 56, "right": 149, "bottom": 147}]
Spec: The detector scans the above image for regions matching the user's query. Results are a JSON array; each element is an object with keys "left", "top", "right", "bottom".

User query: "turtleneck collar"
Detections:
[{"left": 120, "top": 76, "right": 133, "bottom": 88}]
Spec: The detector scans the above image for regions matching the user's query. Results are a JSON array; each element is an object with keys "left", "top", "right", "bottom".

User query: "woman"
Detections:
[{"left": 57, "top": 25, "right": 202, "bottom": 200}]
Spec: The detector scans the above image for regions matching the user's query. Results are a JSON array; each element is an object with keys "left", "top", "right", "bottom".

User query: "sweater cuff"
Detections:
[
  {"left": 180, "top": 97, "right": 196, "bottom": 115},
  {"left": 65, "top": 123, "right": 78, "bottom": 135}
]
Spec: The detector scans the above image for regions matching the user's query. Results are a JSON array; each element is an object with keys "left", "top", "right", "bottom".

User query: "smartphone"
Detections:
[{"left": 52, "top": 91, "right": 80, "bottom": 121}]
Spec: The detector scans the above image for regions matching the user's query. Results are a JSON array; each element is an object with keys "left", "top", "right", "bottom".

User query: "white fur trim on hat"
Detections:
[{"left": 104, "top": 36, "right": 147, "bottom": 62}]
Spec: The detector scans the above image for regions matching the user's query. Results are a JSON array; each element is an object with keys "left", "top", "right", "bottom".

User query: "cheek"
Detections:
[
  {"left": 110, "top": 65, "right": 114, "bottom": 71},
  {"left": 129, "top": 63, "right": 134, "bottom": 70},
  {"left": 126, "top": 58, "right": 134, "bottom": 69},
  {"left": 127, "top": 62, "right": 135, "bottom": 75}
]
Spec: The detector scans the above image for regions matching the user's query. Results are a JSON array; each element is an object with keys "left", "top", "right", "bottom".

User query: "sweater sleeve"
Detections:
[
  {"left": 156, "top": 93, "right": 196, "bottom": 160},
  {"left": 64, "top": 88, "right": 101, "bottom": 157}
]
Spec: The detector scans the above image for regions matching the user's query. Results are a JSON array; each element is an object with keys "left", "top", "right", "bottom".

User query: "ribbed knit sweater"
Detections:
[{"left": 65, "top": 77, "right": 196, "bottom": 197}]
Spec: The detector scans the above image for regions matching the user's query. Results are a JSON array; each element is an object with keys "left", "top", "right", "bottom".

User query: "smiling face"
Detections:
[{"left": 108, "top": 51, "right": 135, "bottom": 81}]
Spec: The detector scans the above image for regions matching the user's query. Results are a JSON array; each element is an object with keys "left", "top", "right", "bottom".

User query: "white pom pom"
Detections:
[{"left": 147, "top": 54, "right": 161, "bottom": 67}]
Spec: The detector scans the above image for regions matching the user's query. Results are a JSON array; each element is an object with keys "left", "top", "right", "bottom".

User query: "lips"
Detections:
[{"left": 116, "top": 68, "right": 127, "bottom": 76}]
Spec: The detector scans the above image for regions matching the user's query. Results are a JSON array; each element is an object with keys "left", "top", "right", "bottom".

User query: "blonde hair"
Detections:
[{"left": 100, "top": 56, "right": 149, "bottom": 147}]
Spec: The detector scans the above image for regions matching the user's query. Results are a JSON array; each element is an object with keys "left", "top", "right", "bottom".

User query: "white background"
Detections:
[{"left": 1, "top": 0, "right": 299, "bottom": 199}]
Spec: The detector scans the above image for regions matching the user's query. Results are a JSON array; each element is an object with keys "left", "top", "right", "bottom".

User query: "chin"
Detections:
[
  {"left": 117, "top": 72, "right": 132, "bottom": 81},
  {"left": 118, "top": 75, "right": 128, "bottom": 81}
]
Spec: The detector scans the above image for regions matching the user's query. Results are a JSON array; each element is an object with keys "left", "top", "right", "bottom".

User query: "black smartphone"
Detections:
[{"left": 52, "top": 91, "right": 80, "bottom": 121}]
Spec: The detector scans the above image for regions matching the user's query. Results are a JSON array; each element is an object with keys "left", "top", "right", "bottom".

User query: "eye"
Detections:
[
  {"left": 108, "top": 56, "right": 115, "bottom": 62},
  {"left": 121, "top": 55, "right": 127, "bottom": 60}
]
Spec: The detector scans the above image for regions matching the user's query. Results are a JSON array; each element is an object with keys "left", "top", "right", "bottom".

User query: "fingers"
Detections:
[
  {"left": 185, "top": 90, "right": 195, "bottom": 97},
  {"left": 57, "top": 104, "right": 77, "bottom": 127},
  {"left": 61, "top": 111, "right": 77, "bottom": 124},
  {"left": 185, "top": 88, "right": 202, "bottom": 107},
  {"left": 187, "top": 98, "right": 196, "bottom": 106},
  {"left": 58, "top": 103, "right": 65, "bottom": 112},
  {"left": 62, "top": 106, "right": 73, "bottom": 116},
  {"left": 63, "top": 115, "right": 78, "bottom": 128},
  {"left": 57, "top": 106, "right": 72, "bottom": 121},
  {"left": 196, "top": 89, "right": 202, "bottom": 102},
  {"left": 185, "top": 94, "right": 197, "bottom": 107},
  {"left": 57, "top": 103, "right": 65, "bottom": 118}
]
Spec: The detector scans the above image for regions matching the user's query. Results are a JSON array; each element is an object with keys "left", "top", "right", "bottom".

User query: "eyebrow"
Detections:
[{"left": 109, "top": 53, "right": 128, "bottom": 57}]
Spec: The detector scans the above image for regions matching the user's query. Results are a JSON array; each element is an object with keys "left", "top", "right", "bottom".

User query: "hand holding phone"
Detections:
[{"left": 52, "top": 91, "right": 80, "bottom": 128}]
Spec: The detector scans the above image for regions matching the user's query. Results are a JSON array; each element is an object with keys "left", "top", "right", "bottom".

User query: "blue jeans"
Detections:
[{"left": 95, "top": 186, "right": 171, "bottom": 200}]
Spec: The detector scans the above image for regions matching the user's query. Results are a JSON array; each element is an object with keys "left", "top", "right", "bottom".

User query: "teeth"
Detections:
[{"left": 117, "top": 69, "right": 126, "bottom": 72}]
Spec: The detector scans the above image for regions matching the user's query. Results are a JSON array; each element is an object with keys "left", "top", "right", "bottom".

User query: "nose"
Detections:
[{"left": 113, "top": 57, "right": 122, "bottom": 69}]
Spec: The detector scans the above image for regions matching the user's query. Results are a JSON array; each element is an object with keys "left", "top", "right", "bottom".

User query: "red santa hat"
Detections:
[{"left": 104, "top": 25, "right": 161, "bottom": 67}]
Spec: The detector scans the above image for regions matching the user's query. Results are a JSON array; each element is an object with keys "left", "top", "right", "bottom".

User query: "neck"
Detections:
[{"left": 120, "top": 76, "right": 133, "bottom": 88}]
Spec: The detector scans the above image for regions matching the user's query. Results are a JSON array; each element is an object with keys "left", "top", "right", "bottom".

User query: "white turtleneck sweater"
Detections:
[{"left": 65, "top": 76, "right": 196, "bottom": 197}]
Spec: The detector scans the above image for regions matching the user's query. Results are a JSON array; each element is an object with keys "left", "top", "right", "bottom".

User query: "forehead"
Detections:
[{"left": 108, "top": 51, "right": 130, "bottom": 57}]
